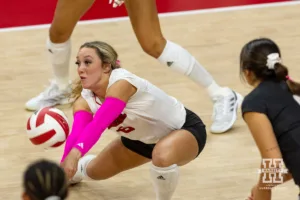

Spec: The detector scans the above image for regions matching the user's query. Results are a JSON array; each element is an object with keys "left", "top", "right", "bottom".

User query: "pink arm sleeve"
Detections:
[
  {"left": 73, "top": 97, "right": 126, "bottom": 156},
  {"left": 60, "top": 111, "right": 93, "bottom": 162}
]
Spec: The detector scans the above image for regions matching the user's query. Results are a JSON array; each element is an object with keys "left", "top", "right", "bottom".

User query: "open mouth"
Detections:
[{"left": 80, "top": 76, "right": 86, "bottom": 80}]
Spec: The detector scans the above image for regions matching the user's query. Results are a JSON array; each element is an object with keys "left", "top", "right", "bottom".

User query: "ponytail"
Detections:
[
  {"left": 286, "top": 76, "right": 300, "bottom": 95},
  {"left": 273, "top": 63, "right": 288, "bottom": 81},
  {"left": 69, "top": 79, "right": 83, "bottom": 103},
  {"left": 273, "top": 62, "right": 300, "bottom": 95}
]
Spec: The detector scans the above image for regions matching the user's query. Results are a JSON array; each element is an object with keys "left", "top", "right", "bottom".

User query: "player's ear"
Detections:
[{"left": 103, "top": 63, "right": 111, "bottom": 74}]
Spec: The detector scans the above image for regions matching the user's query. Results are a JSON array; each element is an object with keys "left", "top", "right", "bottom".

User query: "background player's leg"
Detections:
[
  {"left": 49, "top": 0, "right": 95, "bottom": 43},
  {"left": 125, "top": 0, "right": 215, "bottom": 88},
  {"left": 25, "top": 0, "right": 95, "bottom": 111},
  {"left": 71, "top": 137, "right": 150, "bottom": 183},
  {"left": 125, "top": 0, "right": 243, "bottom": 134},
  {"left": 150, "top": 129, "right": 201, "bottom": 200}
]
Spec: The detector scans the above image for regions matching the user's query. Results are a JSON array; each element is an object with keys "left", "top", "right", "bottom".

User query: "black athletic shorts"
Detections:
[
  {"left": 279, "top": 133, "right": 300, "bottom": 186},
  {"left": 121, "top": 108, "right": 207, "bottom": 159}
]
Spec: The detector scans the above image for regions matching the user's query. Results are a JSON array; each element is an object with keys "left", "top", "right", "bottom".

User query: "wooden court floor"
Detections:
[{"left": 1, "top": 3, "right": 300, "bottom": 200}]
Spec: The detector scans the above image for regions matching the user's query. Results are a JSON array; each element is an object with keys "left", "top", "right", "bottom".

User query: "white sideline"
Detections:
[{"left": 0, "top": 1, "right": 299, "bottom": 33}]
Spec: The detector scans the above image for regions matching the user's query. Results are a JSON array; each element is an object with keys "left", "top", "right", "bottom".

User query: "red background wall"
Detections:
[{"left": 0, "top": 0, "right": 290, "bottom": 28}]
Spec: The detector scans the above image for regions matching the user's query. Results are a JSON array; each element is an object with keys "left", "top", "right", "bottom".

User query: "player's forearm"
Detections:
[
  {"left": 73, "top": 97, "right": 126, "bottom": 156},
  {"left": 61, "top": 111, "right": 93, "bottom": 162}
]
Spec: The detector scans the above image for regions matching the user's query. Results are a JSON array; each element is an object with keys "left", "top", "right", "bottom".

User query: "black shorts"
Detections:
[
  {"left": 121, "top": 108, "right": 206, "bottom": 159},
  {"left": 279, "top": 133, "right": 300, "bottom": 186}
]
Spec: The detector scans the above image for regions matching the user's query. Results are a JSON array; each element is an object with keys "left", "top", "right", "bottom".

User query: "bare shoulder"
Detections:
[{"left": 72, "top": 96, "right": 92, "bottom": 114}]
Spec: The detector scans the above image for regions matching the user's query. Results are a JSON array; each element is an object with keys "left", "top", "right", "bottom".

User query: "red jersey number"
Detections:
[{"left": 108, "top": 113, "right": 135, "bottom": 134}]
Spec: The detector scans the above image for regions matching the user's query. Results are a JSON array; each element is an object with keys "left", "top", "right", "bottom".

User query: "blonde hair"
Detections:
[{"left": 70, "top": 41, "right": 121, "bottom": 102}]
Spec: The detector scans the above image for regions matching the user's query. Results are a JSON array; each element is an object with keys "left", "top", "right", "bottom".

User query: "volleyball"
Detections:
[{"left": 26, "top": 107, "right": 70, "bottom": 148}]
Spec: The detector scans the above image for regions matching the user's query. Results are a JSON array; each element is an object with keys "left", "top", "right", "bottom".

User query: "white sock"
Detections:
[
  {"left": 81, "top": 155, "right": 97, "bottom": 180},
  {"left": 157, "top": 40, "right": 223, "bottom": 98},
  {"left": 150, "top": 163, "right": 179, "bottom": 200},
  {"left": 46, "top": 37, "right": 71, "bottom": 90},
  {"left": 207, "top": 81, "right": 226, "bottom": 98}
]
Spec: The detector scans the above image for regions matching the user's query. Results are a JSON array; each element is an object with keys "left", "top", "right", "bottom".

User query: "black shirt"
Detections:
[{"left": 242, "top": 80, "right": 300, "bottom": 140}]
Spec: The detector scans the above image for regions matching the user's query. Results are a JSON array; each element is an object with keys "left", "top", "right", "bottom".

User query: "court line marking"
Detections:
[{"left": 0, "top": 1, "right": 299, "bottom": 33}]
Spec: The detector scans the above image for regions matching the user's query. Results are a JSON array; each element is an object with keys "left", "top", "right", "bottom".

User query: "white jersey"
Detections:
[{"left": 81, "top": 68, "right": 186, "bottom": 144}]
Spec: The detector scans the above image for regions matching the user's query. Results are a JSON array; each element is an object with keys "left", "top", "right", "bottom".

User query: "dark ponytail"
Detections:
[
  {"left": 240, "top": 37, "right": 300, "bottom": 95},
  {"left": 273, "top": 63, "right": 288, "bottom": 81},
  {"left": 286, "top": 76, "right": 300, "bottom": 95},
  {"left": 272, "top": 62, "right": 300, "bottom": 95}
]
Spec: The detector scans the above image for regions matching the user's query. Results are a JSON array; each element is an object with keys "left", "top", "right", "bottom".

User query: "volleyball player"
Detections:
[
  {"left": 60, "top": 40, "right": 207, "bottom": 200},
  {"left": 240, "top": 38, "right": 300, "bottom": 199}
]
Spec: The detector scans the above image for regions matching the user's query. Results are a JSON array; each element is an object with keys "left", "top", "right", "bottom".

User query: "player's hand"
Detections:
[
  {"left": 61, "top": 148, "right": 81, "bottom": 180},
  {"left": 109, "top": 0, "right": 125, "bottom": 8}
]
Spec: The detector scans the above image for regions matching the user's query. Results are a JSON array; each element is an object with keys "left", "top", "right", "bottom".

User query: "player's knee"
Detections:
[
  {"left": 140, "top": 37, "right": 166, "bottom": 58},
  {"left": 152, "top": 142, "right": 174, "bottom": 167},
  {"left": 49, "top": 26, "right": 72, "bottom": 44}
]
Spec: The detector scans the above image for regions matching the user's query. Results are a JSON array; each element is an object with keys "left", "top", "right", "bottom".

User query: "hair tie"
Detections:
[
  {"left": 266, "top": 53, "right": 281, "bottom": 70},
  {"left": 286, "top": 75, "right": 293, "bottom": 81},
  {"left": 116, "top": 60, "right": 121, "bottom": 65},
  {"left": 45, "top": 196, "right": 60, "bottom": 200}
]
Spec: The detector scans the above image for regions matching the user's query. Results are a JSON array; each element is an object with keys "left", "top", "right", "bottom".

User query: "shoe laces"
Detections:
[
  {"left": 39, "top": 80, "right": 69, "bottom": 101},
  {"left": 212, "top": 95, "right": 229, "bottom": 121}
]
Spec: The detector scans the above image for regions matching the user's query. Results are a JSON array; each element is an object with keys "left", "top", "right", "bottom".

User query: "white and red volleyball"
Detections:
[{"left": 26, "top": 107, "right": 70, "bottom": 148}]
